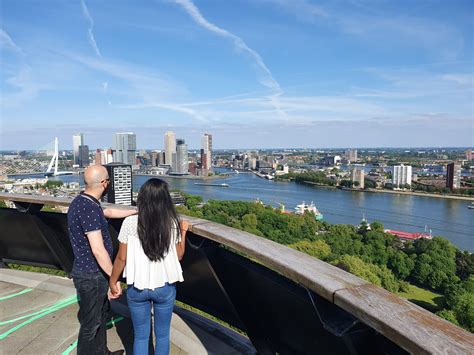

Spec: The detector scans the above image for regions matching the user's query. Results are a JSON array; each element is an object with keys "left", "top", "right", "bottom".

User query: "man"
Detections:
[{"left": 67, "top": 165, "right": 136, "bottom": 354}]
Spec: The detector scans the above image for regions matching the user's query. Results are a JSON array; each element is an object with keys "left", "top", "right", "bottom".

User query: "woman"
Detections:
[{"left": 109, "top": 178, "right": 188, "bottom": 355}]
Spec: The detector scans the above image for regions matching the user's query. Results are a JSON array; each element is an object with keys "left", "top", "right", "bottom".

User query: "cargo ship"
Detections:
[{"left": 194, "top": 183, "right": 229, "bottom": 187}]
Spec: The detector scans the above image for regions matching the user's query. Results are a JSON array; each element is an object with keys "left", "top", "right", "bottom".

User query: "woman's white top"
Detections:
[{"left": 118, "top": 215, "right": 184, "bottom": 290}]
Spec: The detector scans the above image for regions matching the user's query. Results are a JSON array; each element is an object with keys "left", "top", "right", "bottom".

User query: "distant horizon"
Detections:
[
  {"left": 1, "top": 146, "right": 472, "bottom": 153},
  {"left": 1, "top": 1, "right": 473, "bottom": 149}
]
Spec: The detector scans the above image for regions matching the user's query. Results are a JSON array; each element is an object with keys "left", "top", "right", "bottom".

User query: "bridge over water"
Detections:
[{"left": 0, "top": 193, "right": 473, "bottom": 354}]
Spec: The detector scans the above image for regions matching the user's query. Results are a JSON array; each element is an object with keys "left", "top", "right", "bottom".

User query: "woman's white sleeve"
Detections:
[{"left": 118, "top": 218, "right": 130, "bottom": 244}]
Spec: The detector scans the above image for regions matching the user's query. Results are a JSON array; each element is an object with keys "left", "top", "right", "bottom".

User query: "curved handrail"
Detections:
[{"left": 1, "top": 192, "right": 473, "bottom": 353}]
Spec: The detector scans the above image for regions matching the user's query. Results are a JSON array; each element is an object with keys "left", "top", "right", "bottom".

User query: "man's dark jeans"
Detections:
[{"left": 72, "top": 271, "right": 109, "bottom": 355}]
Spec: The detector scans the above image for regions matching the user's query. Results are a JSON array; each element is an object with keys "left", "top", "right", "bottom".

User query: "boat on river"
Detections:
[
  {"left": 194, "top": 183, "right": 229, "bottom": 187},
  {"left": 468, "top": 202, "right": 474, "bottom": 209},
  {"left": 294, "top": 201, "right": 323, "bottom": 221},
  {"left": 385, "top": 229, "right": 432, "bottom": 241}
]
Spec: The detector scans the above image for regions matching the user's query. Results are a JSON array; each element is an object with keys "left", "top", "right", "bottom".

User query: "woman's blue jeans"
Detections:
[{"left": 127, "top": 283, "right": 176, "bottom": 355}]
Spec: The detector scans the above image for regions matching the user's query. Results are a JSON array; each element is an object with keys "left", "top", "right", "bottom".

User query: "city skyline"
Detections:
[{"left": 1, "top": 0, "right": 473, "bottom": 149}]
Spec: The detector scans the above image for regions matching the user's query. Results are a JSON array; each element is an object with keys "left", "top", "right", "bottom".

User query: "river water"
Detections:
[{"left": 10, "top": 171, "right": 474, "bottom": 252}]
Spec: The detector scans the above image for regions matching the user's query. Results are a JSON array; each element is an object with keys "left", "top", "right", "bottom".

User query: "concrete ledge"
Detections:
[
  {"left": 191, "top": 220, "right": 368, "bottom": 303},
  {"left": 334, "top": 283, "right": 474, "bottom": 354}
]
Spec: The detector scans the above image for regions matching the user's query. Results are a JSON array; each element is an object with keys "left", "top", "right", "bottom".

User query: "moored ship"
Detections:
[{"left": 294, "top": 201, "right": 324, "bottom": 221}]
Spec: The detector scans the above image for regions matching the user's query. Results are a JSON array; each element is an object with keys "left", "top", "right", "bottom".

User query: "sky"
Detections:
[{"left": 1, "top": 0, "right": 473, "bottom": 150}]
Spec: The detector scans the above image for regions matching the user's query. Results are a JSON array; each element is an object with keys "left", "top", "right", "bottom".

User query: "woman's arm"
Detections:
[
  {"left": 109, "top": 242, "right": 127, "bottom": 297},
  {"left": 177, "top": 220, "right": 189, "bottom": 261}
]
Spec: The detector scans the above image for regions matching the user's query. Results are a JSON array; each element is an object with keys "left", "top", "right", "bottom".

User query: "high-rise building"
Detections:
[
  {"left": 164, "top": 131, "right": 176, "bottom": 167},
  {"left": 103, "top": 163, "right": 133, "bottom": 206},
  {"left": 201, "top": 133, "right": 212, "bottom": 170},
  {"left": 175, "top": 139, "right": 189, "bottom": 175},
  {"left": 95, "top": 149, "right": 102, "bottom": 165},
  {"left": 72, "top": 133, "right": 84, "bottom": 165},
  {"left": 106, "top": 149, "right": 113, "bottom": 164},
  {"left": 78, "top": 145, "right": 89, "bottom": 168},
  {"left": 446, "top": 162, "right": 461, "bottom": 190},
  {"left": 351, "top": 168, "right": 365, "bottom": 189},
  {"left": 392, "top": 164, "right": 412, "bottom": 188},
  {"left": 200, "top": 149, "right": 207, "bottom": 170},
  {"left": 324, "top": 155, "right": 341, "bottom": 166},
  {"left": 113, "top": 133, "right": 136, "bottom": 165},
  {"left": 149, "top": 150, "right": 165, "bottom": 166},
  {"left": 97, "top": 149, "right": 113, "bottom": 165},
  {"left": 151, "top": 151, "right": 159, "bottom": 167},
  {"left": 345, "top": 149, "right": 358, "bottom": 163}
]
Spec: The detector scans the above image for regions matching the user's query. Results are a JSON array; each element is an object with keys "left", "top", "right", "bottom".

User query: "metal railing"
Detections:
[{"left": 0, "top": 192, "right": 473, "bottom": 354}]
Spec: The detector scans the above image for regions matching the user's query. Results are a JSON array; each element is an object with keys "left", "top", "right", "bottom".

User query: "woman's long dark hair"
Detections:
[{"left": 137, "top": 178, "right": 180, "bottom": 261}]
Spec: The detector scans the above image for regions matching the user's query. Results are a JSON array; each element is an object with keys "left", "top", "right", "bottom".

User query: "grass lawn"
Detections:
[{"left": 397, "top": 284, "right": 444, "bottom": 312}]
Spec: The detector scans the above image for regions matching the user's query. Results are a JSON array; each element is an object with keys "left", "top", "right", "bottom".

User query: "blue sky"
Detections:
[{"left": 1, "top": 0, "right": 473, "bottom": 150}]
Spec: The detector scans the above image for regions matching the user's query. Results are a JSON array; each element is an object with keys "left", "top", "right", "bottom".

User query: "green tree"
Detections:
[
  {"left": 436, "top": 309, "right": 460, "bottom": 326},
  {"left": 388, "top": 252, "right": 415, "bottom": 280},
  {"left": 455, "top": 250, "right": 474, "bottom": 281},
  {"left": 241, "top": 213, "right": 258, "bottom": 230},
  {"left": 364, "top": 179, "right": 376, "bottom": 189},
  {"left": 408, "top": 237, "right": 457, "bottom": 291},
  {"left": 334, "top": 255, "right": 382, "bottom": 287},
  {"left": 289, "top": 240, "right": 331, "bottom": 260},
  {"left": 43, "top": 180, "right": 63, "bottom": 189},
  {"left": 183, "top": 193, "right": 203, "bottom": 209},
  {"left": 370, "top": 221, "right": 384, "bottom": 232},
  {"left": 451, "top": 292, "right": 474, "bottom": 332}
]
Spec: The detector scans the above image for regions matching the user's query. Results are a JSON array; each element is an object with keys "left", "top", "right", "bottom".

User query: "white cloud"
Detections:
[
  {"left": 172, "top": 0, "right": 284, "bottom": 115},
  {"left": 0, "top": 28, "right": 23, "bottom": 55},
  {"left": 80, "top": 0, "right": 102, "bottom": 58},
  {"left": 2, "top": 66, "right": 48, "bottom": 108},
  {"left": 441, "top": 74, "right": 473, "bottom": 86},
  {"left": 118, "top": 101, "right": 207, "bottom": 122},
  {"left": 67, "top": 52, "right": 188, "bottom": 100}
]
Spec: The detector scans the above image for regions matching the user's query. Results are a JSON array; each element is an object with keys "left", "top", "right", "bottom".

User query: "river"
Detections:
[{"left": 10, "top": 170, "right": 474, "bottom": 252}]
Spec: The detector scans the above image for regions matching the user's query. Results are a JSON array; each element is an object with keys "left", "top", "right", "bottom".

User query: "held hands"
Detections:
[{"left": 108, "top": 281, "right": 122, "bottom": 300}]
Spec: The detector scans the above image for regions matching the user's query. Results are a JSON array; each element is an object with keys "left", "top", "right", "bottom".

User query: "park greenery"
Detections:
[
  {"left": 274, "top": 171, "right": 336, "bottom": 186},
  {"left": 412, "top": 182, "right": 474, "bottom": 196},
  {"left": 43, "top": 180, "right": 64, "bottom": 189},
  {"left": 176, "top": 195, "right": 473, "bottom": 332}
]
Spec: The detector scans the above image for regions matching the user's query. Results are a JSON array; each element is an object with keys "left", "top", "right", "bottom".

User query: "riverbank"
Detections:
[
  {"left": 283, "top": 180, "right": 474, "bottom": 201},
  {"left": 361, "top": 188, "right": 474, "bottom": 201}
]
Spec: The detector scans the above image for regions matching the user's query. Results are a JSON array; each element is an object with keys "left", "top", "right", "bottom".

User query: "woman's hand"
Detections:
[
  {"left": 180, "top": 219, "right": 189, "bottom": 234},
  {"left": 109, "top": 280, "right": 122, "bottom": 299}
]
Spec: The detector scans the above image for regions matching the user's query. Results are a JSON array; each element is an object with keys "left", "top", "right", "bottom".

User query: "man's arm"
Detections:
[
  {"left": 86, "top": 230, "right": 113, "bottom": 275},
  {"left": 103, "top": 207, "right": 137, "bottom": 219}
]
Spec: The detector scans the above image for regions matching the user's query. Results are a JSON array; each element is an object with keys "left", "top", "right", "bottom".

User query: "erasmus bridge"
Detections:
[
  {"left": 1, "top": 137, "right": 74, "bottom": 177},
  {"left": 44, "top": 137, "right": 74, "bottom": 176}
]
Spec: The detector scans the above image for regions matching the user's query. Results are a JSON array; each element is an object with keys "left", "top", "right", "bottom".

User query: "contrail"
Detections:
[
  {"left": 0, "top": 29, "right": 24, "bottom": 55},
  {"left": 80, "top": 0, "right": 102, "bottom": 58},
  {"left": 173, "top": 0, "right": 283, "bottom": 99}
]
